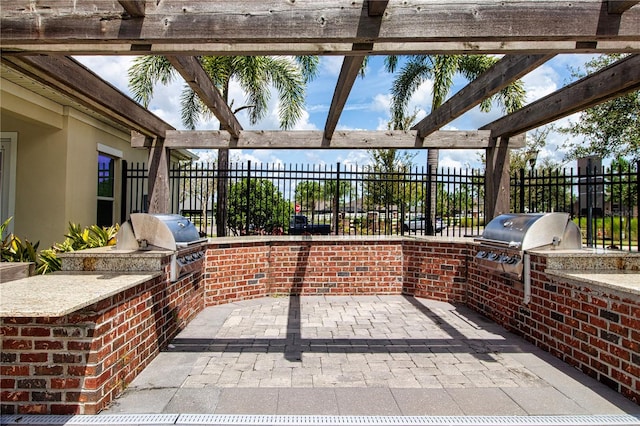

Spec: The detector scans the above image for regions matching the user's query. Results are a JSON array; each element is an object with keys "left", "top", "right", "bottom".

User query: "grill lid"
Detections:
[
  {"left": 479, "top": 212, "right": 576, "bottom": 251},
  {"left": 116, "top": 213, "right": 203, "bottom": 251}
]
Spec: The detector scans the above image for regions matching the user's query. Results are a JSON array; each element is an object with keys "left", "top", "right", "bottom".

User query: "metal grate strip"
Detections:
[
  {"left": 0, "top": 413, "right": 179, "bottom": 425},
  {"left": 1, "top": 414, "right": 639, "bottom": 426},
  {"left": 175, "top": 414, "right": 640, "bottom": 425}
]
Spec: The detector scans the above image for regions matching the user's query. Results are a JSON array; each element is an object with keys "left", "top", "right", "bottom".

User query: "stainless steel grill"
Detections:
[
  {"left": 116, "top": 213, "right": 208, "bottom": 281},
  {"left": 474, "top": 213, "right": 582, "bottom": 280}
]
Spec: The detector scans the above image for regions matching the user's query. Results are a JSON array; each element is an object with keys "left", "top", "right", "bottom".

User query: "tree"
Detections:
[
  {"left": 294, "top": 181, "right": 323, "bottom": 219},
  {"left": 364, "top": 149, "right": 417, "bottom": 234},
  {"left": 128, "top": 55, "right": 318, "bottom": 236},
  {"left": 559, "top": 55, "right": 639, "bottom": 163},
  {"left": 227, "top": 178, "right": 290, "bottom": 236},
  {"left": 387, "top": 55, "right": 527, "bottom": 233}
]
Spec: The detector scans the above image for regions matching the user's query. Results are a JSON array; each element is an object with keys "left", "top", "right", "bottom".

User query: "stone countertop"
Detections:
[
  {"left": 545, "top": 269, "right": 640, "bottom": 297},
  {"left": 0, "top": 271, "right": 161, "bottom": 317}
]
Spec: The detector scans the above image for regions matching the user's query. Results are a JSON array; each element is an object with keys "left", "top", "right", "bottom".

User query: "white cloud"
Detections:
[
  {"left": 522, "top": 64, "right": 560, "bottom": 103},
  {"left": 321, "top": 57, "right": 345, "bottom": 76},
  {"left": 438, "top": 150, "right": 484, "bottom": 170},
  {"left": 338, "top": 150, "right": 371, "bottom": 168},
  {"left": 74, "top": 56, "right": 135, "bottom": 94},
  {"left": 406, "top": 79, "right": 434, "bottom": 114}
]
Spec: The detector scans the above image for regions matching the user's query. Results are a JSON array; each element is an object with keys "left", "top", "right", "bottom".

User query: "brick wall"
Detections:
[
  {"left": 0, "top": 265, "right": 203, "bottom": 415},
  {"left": 203, "top": 240, "right": 406, "bottom": 305},
  {"left": 467, "top": 249, "right": 640, "bottom": 404},
  {"left": 202, "top": 239, "right": 471, "bottom": 305},
  {"left": 402, "top": 240, "right": 469, "bottom": 303}
]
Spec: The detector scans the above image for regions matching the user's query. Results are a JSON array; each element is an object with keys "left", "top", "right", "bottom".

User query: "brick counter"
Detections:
[
  {"left": 1, "top": 265, "right": 203, "bottom": 414},
  {"left": 467, "top": 248, "right": 640, "bottom": 404}
]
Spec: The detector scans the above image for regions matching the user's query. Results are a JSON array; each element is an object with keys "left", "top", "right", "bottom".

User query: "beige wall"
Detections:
[{"left": 1, "top": 79, "right": 149, "bottom": 249}]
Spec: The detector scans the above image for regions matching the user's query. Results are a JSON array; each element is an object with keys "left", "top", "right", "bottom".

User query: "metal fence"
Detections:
[
  {"left": 123, "top": 161, "right": 639, "bottom": 251},
  {"left": 510, "top": 162, "right": 639, "bottom": 250}
]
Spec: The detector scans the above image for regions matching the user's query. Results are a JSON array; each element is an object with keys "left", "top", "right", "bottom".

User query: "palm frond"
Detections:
[
  {"left": 265, "top": 58, "right": 306, "bottom": 130},
  {"left": 180, "top": 85, "right": 204, "bottom": 130},
  {"left": 128, "top": 56, "right": 175, "bottom": 107},
  {"left": 431, "top": 55, "right": 459, "bottom": 109},
  {"left": 390, "top": 59, "right": 432, "bottom": 123},
  {"left": 295, "top": 56, "right": 320, "bottom": 83}
]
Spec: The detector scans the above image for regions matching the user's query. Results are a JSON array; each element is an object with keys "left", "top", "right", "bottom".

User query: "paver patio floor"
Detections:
[{"left": 102, "top": 295, "right": 639, "bottom": 416}]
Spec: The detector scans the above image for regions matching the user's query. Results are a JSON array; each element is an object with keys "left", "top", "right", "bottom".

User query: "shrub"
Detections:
[
  {"left": 36, "top": 222, "right": 119, "bottom": 274},
  {"left": 1, "top": 217, "right": 39, "bottom": 264}
]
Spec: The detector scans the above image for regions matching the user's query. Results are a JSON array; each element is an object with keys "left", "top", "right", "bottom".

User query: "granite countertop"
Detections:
[
  {"left": 0, "top": 271, "right": 161, "bottom": 317},
  {"left": 545, "top": 269, "right": 640, "bottom": 296}
]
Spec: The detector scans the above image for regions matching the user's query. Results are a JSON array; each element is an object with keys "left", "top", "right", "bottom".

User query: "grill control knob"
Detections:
[
  {"left": 488, "top": 252, "right": 499, "bottom": 261},
  {"left": 476, "top": 250, "right": 488, "bottom": 258}
]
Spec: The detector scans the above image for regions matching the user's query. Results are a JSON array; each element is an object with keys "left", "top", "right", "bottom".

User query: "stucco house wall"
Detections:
[{"left": 1, "top": 77, "right": 150, "bottom": 250}]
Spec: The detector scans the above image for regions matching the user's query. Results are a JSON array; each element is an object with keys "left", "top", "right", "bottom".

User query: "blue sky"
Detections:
[{"left": 76, "top": 54, "right": 595, "bottom": 170}]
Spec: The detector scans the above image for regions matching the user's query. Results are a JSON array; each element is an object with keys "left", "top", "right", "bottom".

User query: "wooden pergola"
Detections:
[{"left": 2, "top": 0, "right": 640, "bottom": 224}]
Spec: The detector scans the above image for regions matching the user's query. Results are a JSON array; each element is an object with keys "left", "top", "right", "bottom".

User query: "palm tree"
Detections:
[
  {"left": 387, "top": 54, "right": 526, "bottom": 233},
  {"left": 128, "top": 55, "right": 318, "bottom": 236}
]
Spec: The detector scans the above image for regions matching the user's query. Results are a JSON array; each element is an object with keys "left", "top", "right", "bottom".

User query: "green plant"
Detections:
[
  {"left": 1, "top": 217, "right": 39, "bottom": 263},
  {"left": 37, "top": 222, "right": 119, "bottom": 274}
]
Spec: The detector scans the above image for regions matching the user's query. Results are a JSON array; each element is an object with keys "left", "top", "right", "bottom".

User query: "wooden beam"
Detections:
[
  {"left": 166, "top": 55, "right": 242, "bottom": 138},
  {"left": 608, "top": 0, "right": 639, "bottom": 13},
  {"left": 413, "top": 54, "right": 555, "bottom": 139},
  {"left": 118, "top": 0, "right": 145, "bottom": 17},
  {"left": 3, "top": 41, "right": 640, "bottom": 56},
  {"left": 160, "top": 130, "right": 525, "bottom": 150},
  {"left": 368, "top": 0, "right": 389, "bottom": 16},
  {"left": 2, "top": 1, "right": 640, "bottom": 55},
  {"left": 485, "top": 137, "right": 511, "bottom": 221},
  {"left": 324, "top": 1, "right": 387, "bottom": 143},
  {"left": 147, "top": 138, "right": 170, "bottom": 214},
  {"left": 323, "top": 56, "right": 366, "bottom": 143},
  {"left": 1, "top": 55, "right": 174, "bottom": 138},
  {"left": 481, "top": 54, "right": 640, "bottom": 138}
]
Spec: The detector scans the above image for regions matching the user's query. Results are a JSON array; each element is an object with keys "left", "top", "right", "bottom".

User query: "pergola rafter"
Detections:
[
  {"left": 412, "top": 54, "right": 556, "bottom": 140},
  {"left": 481, "top": 54, "right": 640, "bottom": 138}
]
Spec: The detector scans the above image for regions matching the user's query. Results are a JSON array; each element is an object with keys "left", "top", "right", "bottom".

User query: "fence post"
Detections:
[
  {"left": 245, "top": 161, "right": 251, "bottom": 235},
  {"left": 519, "top": 168, "right": 525, "bottom": 213},
  {"left": 120, "top": 160, "right": 128, "bottom": 222},
  {"left": 334, "top": 162, "right": 341, "bottom": 235},
  {"left": 586, "top": 158, "right": 594, "bottom": 247},
  {"left": 426, "top": 164, "right": 433, "bottom": 235}
]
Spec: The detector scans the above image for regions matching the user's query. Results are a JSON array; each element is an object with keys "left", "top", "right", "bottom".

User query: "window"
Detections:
[{"left": 97, "top": 153, "right": 115, "bottom": 227}]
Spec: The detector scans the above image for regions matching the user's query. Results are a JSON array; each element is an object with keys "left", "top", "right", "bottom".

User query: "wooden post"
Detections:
[
  {"left": 147, "top": 138, "right": 170, "bottom": 214},
  {"left": 485, "top": 136, "right": 511, "bottom": 222}
]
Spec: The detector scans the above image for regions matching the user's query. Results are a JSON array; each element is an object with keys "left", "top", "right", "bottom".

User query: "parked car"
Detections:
[
  {"left": 288, "top": 215, "right": 332, "bottom": 235},
  {"left": 403, "top": 216, "right": 446, "bottom": 233}
]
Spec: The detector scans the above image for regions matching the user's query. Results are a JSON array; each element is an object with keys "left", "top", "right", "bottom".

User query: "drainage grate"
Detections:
[
  {"left": 0, "top": 414, "right": 179, "bottom": 425},
  {"left": 176, "top": 415, "right": 640, "bottom": 425},
  {"left": 1, "top": 414, "right": 639, "bottom": 426}
]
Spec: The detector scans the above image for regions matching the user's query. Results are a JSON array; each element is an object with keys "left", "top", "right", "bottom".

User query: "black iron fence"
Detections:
[
  {"left": 123, "top": 161, "right": 638, "bottom": 251},
  {"left": 510, "top": 162, "right": 639, "bottom": 250}
]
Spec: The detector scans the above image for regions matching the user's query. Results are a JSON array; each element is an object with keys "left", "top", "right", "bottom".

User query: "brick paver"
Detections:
[
  {"left": 103, "top": 295, "right": 640, "bottom": 416},
  {"left": 170, "top": 295, "right": 544, "bottom": 389}
]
